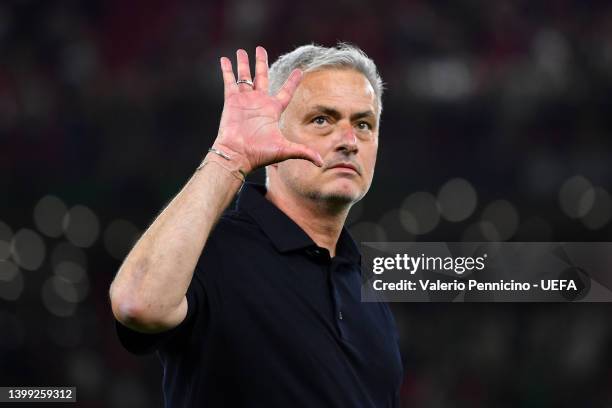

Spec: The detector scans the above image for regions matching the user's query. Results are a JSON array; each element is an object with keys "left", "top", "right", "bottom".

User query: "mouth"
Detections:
[{"left": 327, "top": 163, "right": 360, "bottom": 175}]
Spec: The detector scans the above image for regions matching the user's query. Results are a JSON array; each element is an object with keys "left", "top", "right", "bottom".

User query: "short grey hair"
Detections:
[{"left": 269, "top": 43, "right": 384, "bottom": 114}]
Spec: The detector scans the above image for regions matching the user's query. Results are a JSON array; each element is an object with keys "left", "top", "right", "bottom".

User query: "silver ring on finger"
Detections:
[{"left": 236, "top": 79, "right": 254, "bottom": 88}]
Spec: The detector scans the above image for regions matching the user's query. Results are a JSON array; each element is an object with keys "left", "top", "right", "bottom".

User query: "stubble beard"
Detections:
[{"left": 281, "top": 168, "right": 365, "bottom": 211}]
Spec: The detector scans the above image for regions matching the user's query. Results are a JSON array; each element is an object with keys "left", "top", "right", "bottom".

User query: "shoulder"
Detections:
[
  {"left": 198, "top": 207, "right": 269, "bottom": 266},
  {"left": 210, "top": 208, "right": 262, "bottom": 242}
]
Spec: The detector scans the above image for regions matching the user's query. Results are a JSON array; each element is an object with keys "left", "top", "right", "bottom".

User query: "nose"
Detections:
[{"left": 335, "top": 122, "right": 358, "bottom": 154}]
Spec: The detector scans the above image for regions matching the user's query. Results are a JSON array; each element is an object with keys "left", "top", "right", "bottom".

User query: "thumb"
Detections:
[{"left": 277, "top": 141, "right": 323, "bottom": 167}]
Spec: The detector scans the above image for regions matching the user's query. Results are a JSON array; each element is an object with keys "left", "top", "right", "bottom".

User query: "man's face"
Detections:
[{"left": 272, "top": 68, "right": 379, "bottom": 206}]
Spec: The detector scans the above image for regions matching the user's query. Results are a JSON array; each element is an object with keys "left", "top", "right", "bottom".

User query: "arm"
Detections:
[{"left": 109, "top": 46, "right": 322, "bottom": 333}]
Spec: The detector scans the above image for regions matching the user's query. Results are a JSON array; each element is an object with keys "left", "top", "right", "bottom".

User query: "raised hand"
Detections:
[{"left": 212, "top": 46, "right": 323, "bottom": 174}]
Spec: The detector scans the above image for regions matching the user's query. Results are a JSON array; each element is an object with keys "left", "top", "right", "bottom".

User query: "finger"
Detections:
[
  {"left": 236, "top": 49, "right": 253, "bottom": 92},
  {"left": 277, "top": 140, "right": 323, "bottom": 167},
  {"left": 275, "top": 69, "right": 303, "bottom": 110},
  {"left": 254, "top": 46, "right": 269, "bottom": 93},
  {"left": 220, "top": 57, "right": 238, "bottom": 97}
]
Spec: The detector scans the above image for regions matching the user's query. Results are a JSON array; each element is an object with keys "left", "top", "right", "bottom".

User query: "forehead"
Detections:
[{"left": 292, "top": 68, "right": 377, "bottom": 114}]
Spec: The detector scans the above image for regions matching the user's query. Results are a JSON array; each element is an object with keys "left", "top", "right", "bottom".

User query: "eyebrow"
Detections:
[{"left": 307, "top": 105, "right": 377, "bottom": 122}]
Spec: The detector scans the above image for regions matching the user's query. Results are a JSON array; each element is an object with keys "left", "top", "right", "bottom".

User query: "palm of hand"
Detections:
[
  {"left": 217, "top": 91, "right": 288, "bottom": 168},
  {"left": 212, "top": 47, "right": 322, "bottom": 173}
]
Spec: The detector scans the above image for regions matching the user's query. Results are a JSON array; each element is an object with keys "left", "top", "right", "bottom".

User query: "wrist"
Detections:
[
  {"left": 195, "top": 145, "right": 249, "bottom": 183},
  {"left": 196, "top": 158, "right": 245, "bottom": 184},
  {"left": 210, "top": 143, "right": 252, "bottom": 175}
]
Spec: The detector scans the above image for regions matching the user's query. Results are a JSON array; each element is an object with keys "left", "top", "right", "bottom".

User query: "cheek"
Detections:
[
  {"left": 279, "top": 158, "right": 319, "bottom": 178},
  {"left": 362, "top": 145, "right": 378, "bottom": 172},
  {"left": 279, "top": 118, "right": 302, "bottom": 142}
]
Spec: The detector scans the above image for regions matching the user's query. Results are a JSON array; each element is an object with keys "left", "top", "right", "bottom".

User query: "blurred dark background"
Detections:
[{"left": 1, "top": 0, "right": 612, "bottom": 406}]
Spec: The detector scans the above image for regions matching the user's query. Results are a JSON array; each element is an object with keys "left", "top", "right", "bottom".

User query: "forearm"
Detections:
[
  {"left": 109, "top": 45, "right": 320, "bottom": 333},
  {"left": 109, "top": 154, "right": 243, "bottom": 331}
]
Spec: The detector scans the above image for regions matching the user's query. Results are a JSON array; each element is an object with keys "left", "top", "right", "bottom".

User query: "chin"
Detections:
[
  {"left": 318, "top": 183, "right": 364, "bottom": 206},
  {"left": 283, "top": 172, "right": 367, "bottom": 206},
  {"left": 321, "top": 192, "right": 355, "bottom": 206}
]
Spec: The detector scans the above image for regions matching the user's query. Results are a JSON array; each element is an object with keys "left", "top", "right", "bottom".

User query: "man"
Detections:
[{"left": 109, "top": 43, "right": 403, "bottom": 407}]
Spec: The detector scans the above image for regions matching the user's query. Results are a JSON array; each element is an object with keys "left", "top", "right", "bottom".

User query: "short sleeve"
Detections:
[{"left": 115, "top": 270, "right": 206, "bottom": 355}]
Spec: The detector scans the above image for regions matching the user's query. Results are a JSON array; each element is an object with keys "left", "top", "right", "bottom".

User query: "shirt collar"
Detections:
[{"left": 236, "top": 183, "right": 361, "bottom": 264}]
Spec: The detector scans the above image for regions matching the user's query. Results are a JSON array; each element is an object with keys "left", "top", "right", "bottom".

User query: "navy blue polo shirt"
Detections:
[{"left": 115, "top": 183, "right": 403, "bottom": 407}]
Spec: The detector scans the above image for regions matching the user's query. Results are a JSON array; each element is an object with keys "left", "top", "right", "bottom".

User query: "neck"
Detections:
[{"left": 265, "top": 183, "right": 350, "bottom": 258}]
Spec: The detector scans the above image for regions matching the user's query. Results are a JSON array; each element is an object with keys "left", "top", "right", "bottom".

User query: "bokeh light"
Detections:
[
  {"left": 581, "top": 187, "right": 612, "bottom": 230},
  {"left": 10, "top": 228, "right": 46, "bottom": 271},
  {"left": 41, "top": 276, "right": 77, "bottom": 317},
  {"left": 0, "top": 241, "right": 10, "bottom": 261},
  {"left": 63, "top": 205, "right": 100, "bottom": 248},
  {"left": 437, "top": 178, "right": 478, "bottom": 222},
  {"left": 349, "top": 221, "right": 387, "bottom": 243},
  {"left": 559, "top": 175, "right": 595, "bottom": 219},
  {"left": 400, "top": 192, "right": 440, "bottom": 235},
  {"left": 0, "top": 259, "right": 19, "bottom": 281},
  {"left": 53, "top": 261, "right": 89, "bottom": 302},
  {"left": 51, "top": 241, "right": 87, "bottom": 270},
  {"left": 462, "top": 221, "right": 498, "bottom": 242},
  {"left": 378, "top": 209, "right": 415, "bottom": 241},
  {"left": 33, "top": 195, "right": 68, "bottom": 238},
  {"left": 0, "top": 220, "right": 12, "bottom": 260},
  {"left": 480, "top": 200, "right": 520, "bottom": 241},
  {"left": 515, "top": 216, "right": 554, "bottom": 241},
  {"left": 52, "top": 276, "right": 80, "bottom": 303},
  {"left": 479, "top": 221, "right": 503, "bottom": 242},
  {"left": 0, "top": 260, "right": 23, "bottom": 301}
]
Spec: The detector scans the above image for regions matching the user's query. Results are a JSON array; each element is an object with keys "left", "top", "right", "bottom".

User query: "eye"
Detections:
[
  {"left": 357, "top": 121, "right": 372, "bottom": 131},
  {"left": 312, "top": 116, "right": 329, "bottom": 126}
]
